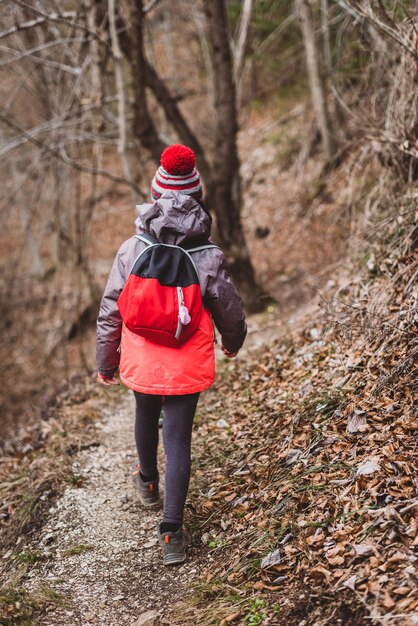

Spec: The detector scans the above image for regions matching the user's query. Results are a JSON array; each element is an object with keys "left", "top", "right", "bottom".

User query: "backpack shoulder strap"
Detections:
[
  {"left": 184, "top": 239, "right": 220, "bottom": 254},
  {"left": 134, "top": 233, "right": 159, "bottom": 246},
  {"left": 187, "top": 244, "right": 219, "bottom": 253},
  {"left": 134, "top": 234, "right": 218, "bottom": 253}
]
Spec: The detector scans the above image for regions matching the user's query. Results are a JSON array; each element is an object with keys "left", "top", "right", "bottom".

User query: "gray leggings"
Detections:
[{"left": 133, "top": 391, "right": 200, "bottom": 524}]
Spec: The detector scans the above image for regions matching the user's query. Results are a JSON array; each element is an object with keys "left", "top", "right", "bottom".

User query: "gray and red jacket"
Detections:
[{"left": 96, "top": 191, "right": 247, "bottom": 394}]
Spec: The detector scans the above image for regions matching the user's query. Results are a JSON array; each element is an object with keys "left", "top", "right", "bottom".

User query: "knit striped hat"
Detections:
[{"left": 151, "top": 144, "right": 203, "bottom": 201}]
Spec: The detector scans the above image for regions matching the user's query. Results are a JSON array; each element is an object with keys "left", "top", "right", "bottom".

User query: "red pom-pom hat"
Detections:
[
  {"left": 151, "top": 144, "right": 203, "bottom": 201},
  {"left": 161, "top": 144, "right": 196, "bottom": 175}
]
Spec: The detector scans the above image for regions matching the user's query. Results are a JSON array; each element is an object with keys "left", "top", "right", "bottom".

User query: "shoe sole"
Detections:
[
  {"left": 163, "top": 552, "right": 187, "bottom": 566},
  {"left": 138, "top": 495, "right": 160, "bottom": 508},
  {"left": 158, "top": 534, "right": 190, "bottom": 566}
]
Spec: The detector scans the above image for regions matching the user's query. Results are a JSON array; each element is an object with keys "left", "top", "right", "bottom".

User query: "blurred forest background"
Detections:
[
  {"left": 0, "top": 0, "right": 417, "bottom": 438},
  {"left": 0, "top": 2, "right": 417, "bottom": 624}
]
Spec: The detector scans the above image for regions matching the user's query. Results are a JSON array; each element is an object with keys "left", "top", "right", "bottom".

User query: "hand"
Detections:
[
  {"left": 97, "top": 373, "right": 119, "bottom": 386},
  {"left": 221, "top": 344, "right": 238, "bottom": 358}
]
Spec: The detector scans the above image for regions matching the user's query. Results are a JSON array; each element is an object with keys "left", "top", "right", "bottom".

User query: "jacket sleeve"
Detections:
[
  {"left": 96, "top": 242, "right": 129, "bottom": 376},
  {"left": 205, "top": 251, "right": 247, "bottom": 353}
]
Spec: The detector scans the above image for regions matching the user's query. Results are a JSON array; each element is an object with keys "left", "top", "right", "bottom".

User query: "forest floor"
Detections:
[
  {"left": 1, "top": 99, "right": 417, "bottom": 626},
  {"left": 1, "top": 282, "right": 417, "bottom": 625},
  {"left": 0, "top": 317, "right": 355, "bottom": 626}
]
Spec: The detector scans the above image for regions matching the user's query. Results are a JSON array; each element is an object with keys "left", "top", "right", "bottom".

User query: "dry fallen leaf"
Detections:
[
  {"left": 356, "top": 456, "right": 381, "bottom": 476},
  {"left": 327, "top": 554, "right": 345, "bottom": 566},
  {"left": 387, "top": 551, "right": 407, "bottom": 564},
  {"left": 347, "top": 410, "right": 368, "bottom": 433},
  {"left": 306, "top": 530, "right": 325, "bottom": 545},
  {"left": 343, "top": 575, "right": 357, "bottom": 590},
  {"left": 261, "top": 548, "right": 281, "bottom": 569},
  {"left": 393, "top": 586, "right": 411, "bottom": 596},
  {"left": 353, "top": 543, "right": 374, "bottom": 557},
  {"left": 309, "top": 566, "right": 331, "bottom": 581},
  {"left": 219, "top": 612, "right": 241, "bottom": 625},
  {"left": 383, "top": 591, "right": 396, "bottom": 609}
]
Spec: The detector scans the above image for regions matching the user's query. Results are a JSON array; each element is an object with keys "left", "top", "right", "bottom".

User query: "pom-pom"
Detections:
[{"left": 161, "top": 144, "right": 196, "bottom": 175}]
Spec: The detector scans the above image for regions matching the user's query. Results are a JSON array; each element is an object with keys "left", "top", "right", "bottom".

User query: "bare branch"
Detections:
[
  {"left": 254, "top": 13, "right": 297, "bottom": 56},
  {"left": 0, "top": 38, "right": 86, "bottom": 73},
  {"left": 145, "top": 61, "right": 213, "bottom": 186},
  {"left": 12, "top": 0, "right": 111, "bottom": 51},
  {"left": 0, "top": 95, "right": 120, "bottom": 159},
  {"left": 335, "top": 0, "right": 418, "bottom": 58},
  {"left": 143, "top": 0, "right": 161, "bottom": 14},
  {"left": 297, "top": 0, "right": 336, "bottom": 160},
  {"left": 0, "top": 12, "right": 76, "bottom": 42},
  {"left": 0, "top": 108, "right": 143, "bottom": 195}
]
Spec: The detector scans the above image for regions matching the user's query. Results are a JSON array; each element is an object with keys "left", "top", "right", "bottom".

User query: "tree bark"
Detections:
[
  {"left": 321, "top": 0, "right": 332, "bottom": 75},
  {"left": 108, "top": 0, "right": 137, "bottom": 202},
  {"left": 202, "top": 0, "right": 266, "bottom": 312},
  {"left": 132, "top": 0, "right": 165, "bottom": 161},
  {"left": 84, "top": 0, "right": 102, "bottom": 114},
  {"left": 145, "top": 63, "right": 213, "bottom": 187},
  {"left": 233, "top": 0, "right": 254, "bottom": 107},
  {"left": 119, "top": 0, "right": 268, "bottom": 311},
  {"left": 297, "top": 0, "right": 335, "bottom": 161},
  {"left": 191, "top": 1, "right": 215, "bottom": 111}
]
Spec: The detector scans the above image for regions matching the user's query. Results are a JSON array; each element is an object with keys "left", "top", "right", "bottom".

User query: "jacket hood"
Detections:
[{"left": 135, "top": 190, "right": 211, "bottom": 245}]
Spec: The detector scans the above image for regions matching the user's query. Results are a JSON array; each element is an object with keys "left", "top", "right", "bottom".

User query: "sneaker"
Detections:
[
  {"left": 157, "top": 525, "right": 191, "bottom": 566},
  {"left": 131, "top": 462, "right": 159, "bottom": 508}
]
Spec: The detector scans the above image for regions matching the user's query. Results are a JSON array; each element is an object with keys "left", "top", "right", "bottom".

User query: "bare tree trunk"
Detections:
[
  {"left": 321, "top": 0, "right": 345, "bottom": 132},
  {"left": 132, "top": 0, "right": 166, "bottom": 161},
  {"left": 117, "top": 0, "right": 268, "bottom": 310},
  {"left": 191, "top": 1, "right": 215, "bottom": 111},
  {"left": 53, "top": 164, "right": 70, "bottom": 267},
  {"left": 321, "top": 0, "right": 332, "bottom": 74},
  {"left": 202, "top": 0, "right": 266, "bottom": 312},
  {"left": 162, "top": 5, "right": 180, "bottom": 93},
  {"left": 114, "top": 8, "right": 214, "bottom": 185},
  {"left": 84, "top": 0, "right": 102, "bottom": 113},
  {"left": 297, "top": 0, "right": 335, "bottom": 161},
  {"left": 145, "top": 64, "right": 213, "bottom": 183},
  {"left": 20, "top": 203, "right": 44, "bottom": 277},
  {"left": 233, "top": 0, "right": 254, "bottom": 107},
  {"left": 108, "top": 0, "right": 137, "bottom": 202}
]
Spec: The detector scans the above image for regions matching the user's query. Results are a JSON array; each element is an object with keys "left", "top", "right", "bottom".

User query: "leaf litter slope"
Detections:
[
  {"left": 178, "top": 248, "right": 417, "bottom": 625},
  {"left": 1, "top": 291, "right": 416, "bottom": 626},
  {"left": 1, "top": 324, "right": 367, "bottom": 626},
  {"left": 1, "top": 200, "right": 416, "bottom": 625}
]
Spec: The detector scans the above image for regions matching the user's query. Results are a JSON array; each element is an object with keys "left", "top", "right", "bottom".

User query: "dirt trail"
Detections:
[
  {"left": 21, "top": 393, "right": 205, "bottom": 625},
  {"left": 11, "top": 311, "right": 302, "bottom": 626}
]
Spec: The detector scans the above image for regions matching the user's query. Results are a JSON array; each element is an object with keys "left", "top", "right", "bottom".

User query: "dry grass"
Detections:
[
  {"left": 0, "top": 582, "right": 70, "bottom": 626},
  {"left": 0, "top": 380, "right": 124, "bottom": 624}
]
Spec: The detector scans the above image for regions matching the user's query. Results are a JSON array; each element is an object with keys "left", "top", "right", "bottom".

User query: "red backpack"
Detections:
[{"left": 117, "top": 233, "right": 218, "bottom": 347}]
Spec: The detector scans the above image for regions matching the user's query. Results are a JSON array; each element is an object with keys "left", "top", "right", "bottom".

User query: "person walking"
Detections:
[{"left": 96, "top": 144, "right": 247, "bottom": 565}]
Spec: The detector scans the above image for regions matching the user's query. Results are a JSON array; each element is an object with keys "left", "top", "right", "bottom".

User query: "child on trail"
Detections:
[{"left": 96, "top": 144, "right": 247, "bottom": 565}]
